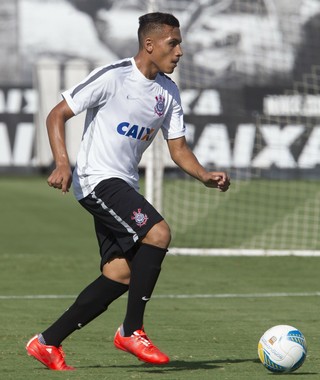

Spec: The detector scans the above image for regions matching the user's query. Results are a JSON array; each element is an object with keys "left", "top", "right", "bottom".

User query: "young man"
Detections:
[{"left": 26, "top": 12, "right": 230, "bottom": 371}]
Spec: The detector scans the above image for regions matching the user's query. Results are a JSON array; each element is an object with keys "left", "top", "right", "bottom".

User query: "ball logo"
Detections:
[
  {"left": 154, "top": 95, "right": 165, "bottom": 116},
  {"left": 268, "top": 336, "right": 277, "bottom": 345},
  {"left": 131, "top": 208, "right": 148, "bottom": 227}
]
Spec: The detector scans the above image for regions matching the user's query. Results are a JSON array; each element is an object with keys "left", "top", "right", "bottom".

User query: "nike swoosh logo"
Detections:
[
  {"left": 127, "top": 94, "right": 139, "bottom": 100},
  {"left": 142, "top": 296, "right": 150, "bottom": 301}
]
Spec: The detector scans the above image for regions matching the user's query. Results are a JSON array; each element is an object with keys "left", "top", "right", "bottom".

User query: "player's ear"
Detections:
[{"left": 145, "top": 38, "right": 154, "bottom": 53}]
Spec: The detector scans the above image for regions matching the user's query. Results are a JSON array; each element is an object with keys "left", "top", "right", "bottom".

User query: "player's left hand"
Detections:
[{"left": 203, "top": 171, "right": 230, "bottom": 192}]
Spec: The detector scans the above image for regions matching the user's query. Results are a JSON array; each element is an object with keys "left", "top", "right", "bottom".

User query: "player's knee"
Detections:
[
  {"left": 143, "top": 220, "right": 171, "bottom": 248},
  {"left": 102, "top": 258, "right": 131, "bottom": 285}
]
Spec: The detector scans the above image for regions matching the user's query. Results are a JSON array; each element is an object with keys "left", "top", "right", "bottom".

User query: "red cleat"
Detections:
[
  {"left": 26, "top": 335, "right": 75, "bottom": 371},
  {"left": 114, "top": 326, "right": 170, "bottom": 364}
]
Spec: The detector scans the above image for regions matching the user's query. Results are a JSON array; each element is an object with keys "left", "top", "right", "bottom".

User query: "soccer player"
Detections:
[{"left": 26, "top": 12, "right": 230, "bottom": 371}]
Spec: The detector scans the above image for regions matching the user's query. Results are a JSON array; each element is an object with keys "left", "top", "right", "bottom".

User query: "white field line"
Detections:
[
  {"left": 0, "top": 292, "right": 320, "bottom": 300},
  {"left": 168, "top": 248, "right": 320, "bottom": 256}
]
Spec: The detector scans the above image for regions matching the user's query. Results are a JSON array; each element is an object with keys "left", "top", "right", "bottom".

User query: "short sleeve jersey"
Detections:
[{"left": 62, "top": 57, "right": 185, "bottom": 200}]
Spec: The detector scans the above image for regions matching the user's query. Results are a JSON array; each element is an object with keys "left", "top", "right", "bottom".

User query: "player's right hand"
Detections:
[{"left": 47, "top": 165, "right": 72, "bottom": 194}]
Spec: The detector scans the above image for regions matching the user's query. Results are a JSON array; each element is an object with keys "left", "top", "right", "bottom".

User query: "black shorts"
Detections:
[{"left": 79, "top": 178, "right": 164, "bottom": 269}]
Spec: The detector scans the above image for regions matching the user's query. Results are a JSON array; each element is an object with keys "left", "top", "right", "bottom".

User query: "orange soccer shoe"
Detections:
[
  {"left": 114, "top": 326, "right": 170, "bottom": 364},
  {"left": 26, "top": 335, "right": 75, "bottom": 371}
]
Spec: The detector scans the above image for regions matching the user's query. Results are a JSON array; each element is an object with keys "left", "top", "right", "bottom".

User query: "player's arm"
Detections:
[
  {"left": 167, "top": 136, "right": 230, "bottom": 192},
  {"left": 46, "top": 99, "right": 75, "bottom": 194}
]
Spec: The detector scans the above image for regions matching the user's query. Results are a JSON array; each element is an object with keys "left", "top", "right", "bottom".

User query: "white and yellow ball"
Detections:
[{"left": 258, "top": 325, "right": 307, "bottom": 373}]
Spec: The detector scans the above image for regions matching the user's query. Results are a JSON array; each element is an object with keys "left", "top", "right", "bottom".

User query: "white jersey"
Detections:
[{"left": 62, "top": 57, "right": 186, "bottom": 200}]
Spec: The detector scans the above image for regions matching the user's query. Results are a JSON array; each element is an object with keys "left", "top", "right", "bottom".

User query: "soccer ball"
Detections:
[{"left": 258, "top": 325, "right": 307, "bottom": 373}]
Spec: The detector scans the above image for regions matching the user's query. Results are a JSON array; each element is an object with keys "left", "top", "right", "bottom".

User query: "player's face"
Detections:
[{"left": 150, "top": 25, "right": 183, "bottom": 74}]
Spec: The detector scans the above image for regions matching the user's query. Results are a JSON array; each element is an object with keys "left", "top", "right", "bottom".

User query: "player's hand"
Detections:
[
  {"left": 47, "top": 165, "right": 72, "bottom": 194},
  {"left": 203, "top": 171, "right": 230, "bottom": 192}
]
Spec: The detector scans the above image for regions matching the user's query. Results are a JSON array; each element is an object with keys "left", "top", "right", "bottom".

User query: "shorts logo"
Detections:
[
  {"left": 131, "top": 208, "right": 148, "bottom": 227},
  {"left": 154, "top": 95, "right": 165, "bottom": 116}
]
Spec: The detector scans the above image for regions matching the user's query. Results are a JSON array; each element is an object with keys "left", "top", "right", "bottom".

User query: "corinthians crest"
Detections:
[
  {"left": 154, "top": 95, "right": 165, "bottom": 116},
  {"left": 131, "top": 208, "right": 148, "bottom": 227}
]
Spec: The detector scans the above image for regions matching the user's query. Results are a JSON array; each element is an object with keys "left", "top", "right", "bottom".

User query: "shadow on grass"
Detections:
[
  {"left": 80, "top": 358, "right": 318, "bottom": 376},
  {"left": 87, "top": 357, "right": 258, "bottom": 372}
]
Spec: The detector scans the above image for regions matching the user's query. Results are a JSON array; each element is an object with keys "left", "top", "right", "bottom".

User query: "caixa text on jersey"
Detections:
[{"left": 117, "top": 122, "right": 155, "bottom": 141}]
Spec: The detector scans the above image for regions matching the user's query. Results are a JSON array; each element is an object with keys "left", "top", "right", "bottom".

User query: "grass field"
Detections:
[{"left": 1, "top": 177, "right": 320, "bottom": 379}]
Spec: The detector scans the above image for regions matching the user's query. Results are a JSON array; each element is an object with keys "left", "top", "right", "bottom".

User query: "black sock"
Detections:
[
  {"left": 122, "top": 244, "right": 167, "bottom": 336},
  {"left": 42, "top": 275, "right": 128, "bottom": 347}
]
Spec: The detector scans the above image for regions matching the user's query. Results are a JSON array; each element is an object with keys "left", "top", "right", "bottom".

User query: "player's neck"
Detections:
[{"left": 134, "top": 54, "right": 159, "bottom": 80}]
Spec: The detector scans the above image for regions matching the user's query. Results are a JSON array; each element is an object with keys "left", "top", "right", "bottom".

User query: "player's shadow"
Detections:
[
  {"left": 103, "top": 357, "right": 259, "bottom": 373},
  {"left": 32, "top": 357, "right": 258, "bottom": 372},
  {"left": 86, "top": 358, "right": 318, "bottom": 376}
]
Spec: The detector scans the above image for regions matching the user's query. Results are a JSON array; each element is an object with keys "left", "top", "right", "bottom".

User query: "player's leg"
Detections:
[
  {"left": 121, "top": 221, "right": 170, "bottom": 336},
  {"left": 26, "top": 219, "right": 129, "bottom": 370},
  {"left": 41, "top": 266, "right": 129, "bottom": 347},
  {"left": 40, "top": 219, "right": 130, "bottom": 347},
  {"left": 88, "top": 178, "right": 171, "bottom": 336},
  {"left": 82, "top": 178, "right": 171, "bottom": 363},
  {"left": 114, "top": 238, "right": 170, "bottom": 365},
  {"left": 141, "top": 219, "right": 171, "bottom": 248},
  {"left": 111, "top": 194, "right": 171, "bottom": 363},
  {"left": 26, "top": 267, "right": 128, "bottom": 371}
]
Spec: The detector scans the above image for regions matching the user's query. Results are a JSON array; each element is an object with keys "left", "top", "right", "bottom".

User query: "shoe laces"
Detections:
[
  {"left": 55, "top": 347, "right": 73, "bottom": 370},
  {"left": 132, "top": 330, "right": 154, "bottom": 348}
]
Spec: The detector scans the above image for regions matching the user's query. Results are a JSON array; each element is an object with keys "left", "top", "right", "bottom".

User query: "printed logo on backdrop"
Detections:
[
  {"left": 0, "top": 87, "right": 37, "bottom": 167},
  {"left": 2, "top": 83, "right": 320, "bottom": 173},
  {"left": 185, "top": 116, "right": 320, "bottom": 171},
  {"left": 182, "top": 88, "right": 320, "bottom": 173}
]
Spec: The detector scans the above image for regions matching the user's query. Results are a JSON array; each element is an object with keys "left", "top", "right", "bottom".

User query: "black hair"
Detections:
[{"left": 138, "top": 12, "right": 180, "bottom": 46}]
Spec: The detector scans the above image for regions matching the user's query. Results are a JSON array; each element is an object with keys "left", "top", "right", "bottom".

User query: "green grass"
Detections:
[{"left": 1, "top": 177, "right": 320, "bottom": 379}]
